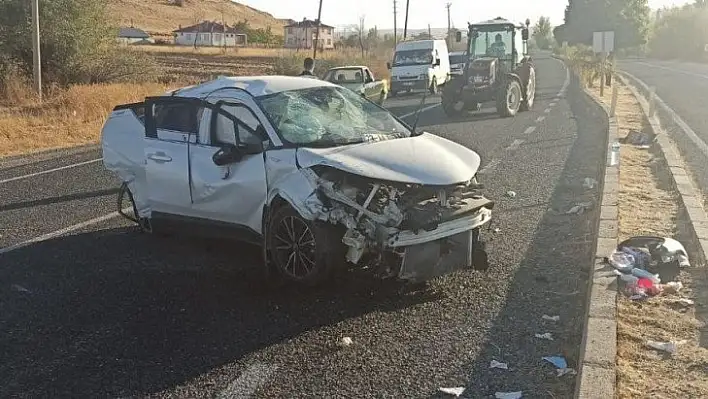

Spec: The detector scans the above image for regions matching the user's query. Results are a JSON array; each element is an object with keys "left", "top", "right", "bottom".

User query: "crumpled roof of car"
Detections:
[{"left": 170, "top": 75, "right": 337, "bottom": 99}]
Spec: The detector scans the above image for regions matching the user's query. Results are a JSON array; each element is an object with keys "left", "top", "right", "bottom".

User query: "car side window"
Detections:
[
  {"left": 212, "top": 103, "right": 265, "bottom": 147},
  {"left": 153, "top": 102, "right": 204, "bottom": 135}
]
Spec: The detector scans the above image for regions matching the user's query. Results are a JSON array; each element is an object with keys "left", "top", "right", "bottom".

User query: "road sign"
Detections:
[{"left": 593, "top": 31, "right": 615, "bottom": 54}]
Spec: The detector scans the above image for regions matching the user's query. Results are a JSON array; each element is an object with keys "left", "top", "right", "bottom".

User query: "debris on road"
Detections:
[
  {"left": 542, "top": 356, "right": 576, "bottom": 377},
  {"left": 534, "top": 333, "right": 554, "bottom": 341},
  {"left": 506, "top": 190, "right": 517, "bottom": 198},
  {"left": 566, "top": 201, "right": 593, "bottom": 215},
  {"left": 646, "top": 340, "right": 687, "bottom": 355},
  {"left": 438, "top": 387, "right": 465, "bottom": 397},
  {"left": 542, "top": 314, "right": 560, "bottom": 322},
  {"left": 495, "top": 391, "right": 522, "bottom": 399},
  {"left": 676, "top": 298, "right": 695, "bottom": 306},
  {"left": 490, "top": 360, "right": 509, "bottom": 370},
  {"left": 339, "top": 337, "right": 353, "bottom": 347},
  {"left": 583, "top": 177, "right": 598, "bottom": 189},
  {"left": 11, "top": 284, "right": 31, "bottom": 294},
  {"left": 623, "top": 129, "right": 654, "bottom": 148}
]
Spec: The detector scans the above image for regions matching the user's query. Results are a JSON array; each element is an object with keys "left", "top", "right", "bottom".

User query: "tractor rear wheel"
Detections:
[{"left": 496, "top": 79, "right": 522, "bottom": 117}]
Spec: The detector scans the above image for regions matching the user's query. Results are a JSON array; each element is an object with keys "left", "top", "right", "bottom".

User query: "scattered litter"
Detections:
[
  {"left": 542, "top": 315, "right": 560, "bottom": 322},
  {"left": 11, "top": 284, "right": 31, "bottom": 294},
  {"left": 438, "top": 387, "right": 465, "bottom": 397},
  {"left": 647, "top": 340, "right": 687, "bottom": 355},
  {"left": 677, "top": 298, "right": 695, "bottom": 306},
  {"left": 495, "top": 392, "right": 522, "bottom": 399},
  {"left": 583, "top": 177, "right": 598, "bottom": 189},
  {"left": 542, "top": 356, "right": 567, "bottom": 369},
  {"left": 566, "top": 201, "right": 593, "bottom": 215},
  {"left": 490, "top": 360, "right": 508, "bottom": 370},
  {"left": 663, "top": 281, "right": 683, "bottom": 294},
  {"left": 339, "top": 337, "right": 353, "bottom": 347},
  {"left": 542, "top": 356, "right": 576, "bottom": 377},
  {"left": 631, "top": 269, "right": 660, "bottom": 284},
  {"left": 506, "top": 191, "right": 516, "bottom": 198},
  {"left": 557, "top": 368, "right": 577, "bottom": 377},
  {"left": 535, "top": 333, "right": 554, "bottom": 341},
  {"left": 624, "top": 129, "right": 654, "bottom": 147}
]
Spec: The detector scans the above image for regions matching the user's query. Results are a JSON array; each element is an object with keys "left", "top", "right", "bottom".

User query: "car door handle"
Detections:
[{"left": 147, "top": 152, "right": 172, "bottom": 163}]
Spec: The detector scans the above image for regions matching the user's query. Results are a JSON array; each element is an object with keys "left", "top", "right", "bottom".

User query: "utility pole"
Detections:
[
  {"left": 31, "top": 0, "right": 42, "bottom": 101},
  {"left": 428, "top": 24, "right": 431, "bottom": 38},
  {"left": 403, "top": 0, "right": 409, "bottom": 39},
  {"left": 445, "top": 3, "right": 452, "bottom": 46},
  {"left": 313, "top": 0, "right": 324, "bottom": 59},
  {"left": 393, "top": 0, "right": 397, "bottom": 47}
]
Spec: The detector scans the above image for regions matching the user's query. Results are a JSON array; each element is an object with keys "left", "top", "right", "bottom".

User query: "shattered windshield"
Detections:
[
  {"left": 392, "top": 49, "right": 433, "bottom": 66},
  {"left": 257, "top": 86, "right": 411, "bottom": 147},
  {"left": 470, "top": 28, "right": 513, "bottom": 59}
]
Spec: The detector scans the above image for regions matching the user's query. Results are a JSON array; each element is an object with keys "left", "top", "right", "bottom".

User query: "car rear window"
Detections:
[{"left": 449, "top": 54, "right": 466, "bottom": 64}]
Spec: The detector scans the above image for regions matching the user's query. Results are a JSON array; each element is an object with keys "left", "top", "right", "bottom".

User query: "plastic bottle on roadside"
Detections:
[{"left": 610, "top": 141, "right": 620, "bottom": 166}]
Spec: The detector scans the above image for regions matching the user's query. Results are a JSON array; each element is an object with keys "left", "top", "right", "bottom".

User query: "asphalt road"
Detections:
[
  {"left": 0, "top": 54, "right": 609, "bottom": 398},
  {"left": 618, "top": 58, "right": 708, "bottom": 206}
]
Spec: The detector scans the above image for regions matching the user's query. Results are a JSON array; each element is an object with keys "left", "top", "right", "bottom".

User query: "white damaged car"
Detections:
[{"left": 101, "top": 76, "right": 494, "bottom": 286}]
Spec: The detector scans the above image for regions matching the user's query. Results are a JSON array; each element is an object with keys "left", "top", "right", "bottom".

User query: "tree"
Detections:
[
  {"left": 562, "top": 0, "right": 650, "bottom": 49},
  {"left": 0, "top": 0, "right": 155, "bottom": 85},
  {"left": 532, "top": 16, "right": 553, "bottom": 49}
]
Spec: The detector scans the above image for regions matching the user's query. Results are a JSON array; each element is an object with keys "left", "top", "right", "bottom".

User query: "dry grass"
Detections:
[
  {"left": 106, "top": 0, "right": 286, "bottom": 40},
  {"left": 589, "top": 81, "right": 708, "bottom": 398},
  {"left": 0, "top": 82, "right": 170, "bottom": 157}
]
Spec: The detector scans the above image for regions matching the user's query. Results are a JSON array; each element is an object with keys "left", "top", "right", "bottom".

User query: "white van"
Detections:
[{"left": 388, "top": 39, "right": 451, "bottom": 96}]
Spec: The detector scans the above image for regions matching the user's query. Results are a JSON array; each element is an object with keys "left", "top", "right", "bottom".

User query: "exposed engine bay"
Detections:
[{"left": 298, "top": 165, "right": 494, "bottom": 282}]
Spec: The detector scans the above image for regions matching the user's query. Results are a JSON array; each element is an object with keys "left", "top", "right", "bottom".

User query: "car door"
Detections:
[
  {"left": 187, "top": 95, "right": 269, "bottom": 237},
  {"left": 363, "top": 69, "right": 378, "bottom": 100},
  {"left": 143, "top": 96, "right": 208, "bottom": 217}
]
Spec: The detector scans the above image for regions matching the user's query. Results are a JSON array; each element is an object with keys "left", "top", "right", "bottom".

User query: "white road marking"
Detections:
[
  {"left": 0, "top": 158, "right": 102, "bottom": 185},
  {"left": 0, "top": 208, "right": 129, "bottom": 255},
  {"left": 478, "top": 159, "right": 500, "bottom": 174},
  {"left": 507, "top": 139, "right": 524, "bottom": 151},
  {"left": 632, "top": 61, "right": 708, "bottom": 81},
  {"left": 524, "top": 126, "right": 537, "bottom": 135},
  {"left": 555, "top": 58, "right": 571, "bottom": 97},
  {"left": 216, "top": 362, "right": 278, "bottom": 399},
  {"left": 544, "top": 108, "right": 551, "bottom": 113},
  {"left": 399, "top": 103, "right": 440, "bottom": 119},
  {"left": 536, "top": 116, "right": 545, "bottom": 123}
]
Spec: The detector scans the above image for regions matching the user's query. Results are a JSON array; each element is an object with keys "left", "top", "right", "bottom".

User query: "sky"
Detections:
[{"left": 238, "top": 0, "right": 692, "bottom": 29}]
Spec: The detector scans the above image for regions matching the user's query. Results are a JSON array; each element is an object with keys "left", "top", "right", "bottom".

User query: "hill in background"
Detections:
[{"left": 107, "top": 0, "right": 289, "bottom": 40}]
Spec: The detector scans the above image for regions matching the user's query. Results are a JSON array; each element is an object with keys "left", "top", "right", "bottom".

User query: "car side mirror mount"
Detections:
[
  {"left": 522, "top": 28, "right": 529, "bottom": 41},
  {"left": 456, "top": 31, "right": 462, "bottom": 42},
  {"left": 212, "top": 144, "right": 242, "bottom": 166}
]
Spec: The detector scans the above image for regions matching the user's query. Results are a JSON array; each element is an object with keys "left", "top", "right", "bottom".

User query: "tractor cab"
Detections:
[{"left": 455, "top": 17, "right": 530, "bottom": 72}]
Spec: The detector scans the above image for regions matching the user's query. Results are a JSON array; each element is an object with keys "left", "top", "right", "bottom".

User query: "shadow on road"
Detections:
[
  {"left": 0, "top": 188, "right": 119, "bottom": 212},
  {"left": 0, "top": 227, "right": 439, "bottom": 397}
]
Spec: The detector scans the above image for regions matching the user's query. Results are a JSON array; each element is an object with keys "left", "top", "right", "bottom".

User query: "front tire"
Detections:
[
  {"left": 496, "top": 79, "right": 522, "bottom": 117},
  {"left": 429, "top": 76, "right": 438, "bottom": 94},
  {"left": 520, "top": 66, "right": 536, "bottom": 112},
  {"left": 266, "top": 205, "right": 340, "bottom": 286}
]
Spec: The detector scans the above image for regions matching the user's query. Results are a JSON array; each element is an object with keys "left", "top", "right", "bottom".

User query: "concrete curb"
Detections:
[
  {"left": 573, "top": 74, "right": 618, "bottom": 399},
  {"left": 617, "top": 72, "right": 708, "bottom": 267}
]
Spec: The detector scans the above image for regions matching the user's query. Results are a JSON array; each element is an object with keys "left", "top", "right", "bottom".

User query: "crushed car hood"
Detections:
[{"left": 296, "top": 132, "right": 481, "bottom": 185}]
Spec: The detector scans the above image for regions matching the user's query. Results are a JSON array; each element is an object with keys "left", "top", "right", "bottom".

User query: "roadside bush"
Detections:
[{"left": 0, "top": 0, "right": 159, "bottom": 89}]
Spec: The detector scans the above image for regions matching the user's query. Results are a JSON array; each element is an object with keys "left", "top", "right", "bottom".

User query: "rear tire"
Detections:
[{"left": 496, "top": 79, "right": 522, "bottom": 117}]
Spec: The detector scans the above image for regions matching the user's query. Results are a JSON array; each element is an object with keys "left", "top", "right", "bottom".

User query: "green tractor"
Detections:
[{"left": 441, "top": 17, "right": 536, "bottom": 118}]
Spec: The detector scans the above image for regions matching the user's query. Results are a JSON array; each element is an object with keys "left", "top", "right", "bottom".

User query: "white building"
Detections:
[
  {"left": 284, "top": 18, "right": 335, "bottom": 50},
  {"left": 173, "top": 21, "right": 248, "bottom": 47},
  {"left": 117, "top": 27, "right": 153, "bottom": 45}
]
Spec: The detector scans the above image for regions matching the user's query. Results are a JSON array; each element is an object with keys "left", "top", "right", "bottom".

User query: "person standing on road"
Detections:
[{"left": 300, "top": 57, "right": 315, "bottom": 77}]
